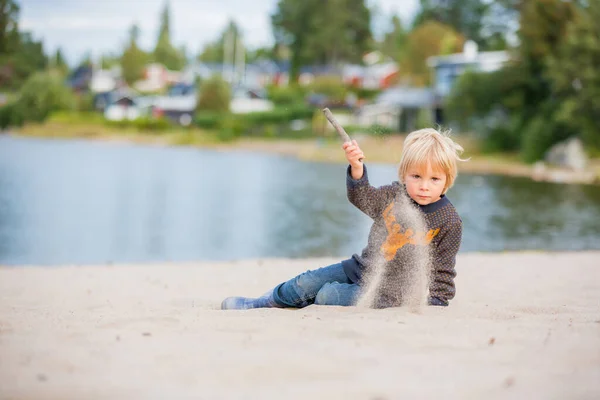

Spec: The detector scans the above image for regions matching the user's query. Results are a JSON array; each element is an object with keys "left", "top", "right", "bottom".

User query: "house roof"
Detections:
[
  {"left": 342, "top": 62, "right": 398, "bottom": 78},
  {"left": 427, "top": 50, "right": 510, "bottom": 68},
  {"left": 375, "top": 86, "right": 435, "bottom": 108},
  {"left": 186, "top": 61, "right": 284, "bottom": 77}
]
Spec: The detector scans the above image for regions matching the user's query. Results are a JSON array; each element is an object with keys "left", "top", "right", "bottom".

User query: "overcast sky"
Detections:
[{"left": 19, "top": 0, "right": 419, "bottom": 64}]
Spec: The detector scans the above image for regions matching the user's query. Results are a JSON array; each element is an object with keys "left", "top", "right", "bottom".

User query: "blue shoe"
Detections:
[{"left": 221, "top": 290, "right": 283, "bottom": 310}]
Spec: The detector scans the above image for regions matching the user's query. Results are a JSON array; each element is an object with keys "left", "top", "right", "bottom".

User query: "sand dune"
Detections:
[{"left": 1, "top": 252, "right": 599, "bottom": 399}]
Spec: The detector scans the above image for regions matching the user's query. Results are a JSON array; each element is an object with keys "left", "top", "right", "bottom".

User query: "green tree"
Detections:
[
  {"left": 78, "top": 51, "right": 93, "bottom": 68},
  {"left": 0, "top": 1, "right": 48, "bottom": 90},
  {"left": 198, "top": 20, "right": 242, "bottom": 64},
  {"left": 246, "top": 46, "right": 275, "bottom": 63},
  {"left": 0, "top": 0, "right": 19, "bottom": 54},
  {"left": 401, "top": 21, "right": 464, "bottom": 86},
  {"left": 380, "top": 14, "right": 407, "bottom": 61},
  {"left": 100, "top": 53, "right": 120, "bottom": 69},
  {"left": 121, "top": 24, "right": 149, "bottom": 85},
  {"left": 444, "top": 0, "right": 581, "bottom": 161},
  {"left": 514, "top": 0, "right": 578, "bottom": 160},
  {"left": 548, "top": 2, "right": 600, "bottom": 149},
  {"left": 445, "top": 67, "right": 525, "bottom": 152},
  {"left": 413, "top": 0, "right": 487, "bottom": 45},
  {"left": 413, "top": 0, "right": 518, "bottom": 50},
  {"left": 309, "top": 75, "right": 347, "bottom": 102},
  {"left": 0, "top": 31, "right": 47, "bottom": 90},
  {"left": 272, "top": 0, "right": 372, "bottom": 81},
  {"left": 197, "top": 75, "right": 230, "bottom": 112},
  {"left": 15, "top": 71, "right": 76, "bottom": 122},
  {"left": 153, "top": 2, "right": 186, "bottom": 70},
  {"left": 50, "top": 48, "right": 69, "bottom": 75}
]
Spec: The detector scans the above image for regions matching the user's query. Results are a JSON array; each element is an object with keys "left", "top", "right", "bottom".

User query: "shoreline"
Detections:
[
  {"left": 7, "top": 127, "right": 600, "bottom": 185},
  {"left": 1, "top": 252, "right": 599, "bottom": 399}
]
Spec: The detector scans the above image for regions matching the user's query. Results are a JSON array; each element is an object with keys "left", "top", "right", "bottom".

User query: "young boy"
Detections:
[{"left": 221, "top": 128, "right": 465, "bottom": 310}]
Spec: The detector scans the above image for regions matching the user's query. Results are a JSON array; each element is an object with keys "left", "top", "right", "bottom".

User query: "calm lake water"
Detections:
[{"left": 1, "top": 135, "right": 599, "bottom": 266}]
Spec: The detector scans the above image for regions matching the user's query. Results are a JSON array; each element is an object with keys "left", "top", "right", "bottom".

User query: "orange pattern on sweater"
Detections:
[{"left": 381, "top": 202, "right": 440, "bottom": 261}]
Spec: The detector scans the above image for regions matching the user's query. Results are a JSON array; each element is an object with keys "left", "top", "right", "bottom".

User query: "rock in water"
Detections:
[{"left": 545, "top": 137, "right": 588, "bottom": 171}]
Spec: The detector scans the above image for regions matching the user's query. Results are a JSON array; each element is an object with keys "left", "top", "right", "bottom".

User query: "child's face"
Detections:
[{"left": 404, "top": 161, "right": 447, "bottom": 206}]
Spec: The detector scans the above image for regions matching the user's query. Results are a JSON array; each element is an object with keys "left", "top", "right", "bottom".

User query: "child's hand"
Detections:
[{"left": 343, "top": 139, "right": 365, "bottom": 179}]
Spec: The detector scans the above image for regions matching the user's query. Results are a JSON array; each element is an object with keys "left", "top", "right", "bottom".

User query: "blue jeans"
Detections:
[{"left": 272, "top": 262, "right": 361, "bottom": 308}]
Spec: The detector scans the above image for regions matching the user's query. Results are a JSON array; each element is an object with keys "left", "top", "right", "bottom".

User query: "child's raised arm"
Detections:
[
  {"left": 342, "top": 140, "right": 364, "bottom": 180},
  {"left": 343, "top": 140, "right": 396, "bottom": 219}
]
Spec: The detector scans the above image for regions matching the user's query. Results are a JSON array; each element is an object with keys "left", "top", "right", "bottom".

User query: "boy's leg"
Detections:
[
  {"left": 272, "top": 262, "right": 353, "bottom": 308},
  {"left": 314, "top": 282, "right": 361, "bottom": 306},
  {"left": 221, "top": 262, "right": 354, "bottom": 310}
]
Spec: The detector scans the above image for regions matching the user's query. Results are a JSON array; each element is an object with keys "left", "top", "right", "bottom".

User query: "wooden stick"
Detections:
[
  {"left": 322, "top": 107, "right": 363, "bottom": 162},
  {"left": 322, "top": 108, "right": 351, "bottom": 143}
]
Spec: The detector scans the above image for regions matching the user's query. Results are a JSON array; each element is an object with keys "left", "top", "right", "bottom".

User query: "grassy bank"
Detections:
[
  {"left": 9, "top": 117, "right": 600, "bottom": 184},
  {"left": 13, "top": 113, "right": 222, "bottom": 147}
]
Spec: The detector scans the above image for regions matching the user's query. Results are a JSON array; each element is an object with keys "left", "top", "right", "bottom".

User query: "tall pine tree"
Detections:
[
  {"left": 548, "top": 2, "right": 600, "bottom": 149},
  {"left": 413, "top": 0, "right": 517, "bottom": 50},
  {"left": 153, "top": 1, "right": 186, "bottom": 70},
  {"left": 121, "top": 24, "right": 149, "bottom": 85},
  {"left": 0, "top": 0, "right": 47, "bottom": 89},
  {"left": 272, "top": 0, "right": 372, "bottom": 81},
  {"left": 197, "top": 20, "right": 242, "bottom": 64},
  {"left": 380, "top": 14, "right": 407, "bottom": 62}
]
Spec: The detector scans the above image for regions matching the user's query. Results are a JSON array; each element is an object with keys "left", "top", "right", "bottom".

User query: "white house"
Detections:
[
  {"left": 135, "top": 63, "right": 183, "bottom": 93},
  {"left": 427, "top": 41, "right": 510, "bottom": 98},
  {"left": 104, "top": 88, "right": 146, "bottom": 121},
  {"left": 89, "top": 66, "right": 121, "bottom": 93},
  {"left": 229, "top": 86, "right": 273, "bottom": 114}
]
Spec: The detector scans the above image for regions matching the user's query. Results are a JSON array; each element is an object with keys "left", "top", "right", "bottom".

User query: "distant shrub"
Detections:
[
  {"left": 103, "top": 116, "right": 170, "bottom": 132},
  {"left": 217, "top": 117, "right": 246, "bottom": 141},
  {"left": 311, "top": 108, "right": 328, "bottom": 135},
  {"left": 352, "top": 87, "right": 381, "bottom": 101},
  {"left": 0, "top": 105, "right": 9, "bottom": 129},
  {"left": 343, "top": 125, "right": 366, "bottom": 134},
  {"left": 267, "top": 84, "right": 306, "bottom": 105},
  {"left": 520, "top": 111, "right": 575, "bottom": 163},
  {"left": 194, "top": 112, "right": 224, "bottom": 129},
  {"left": 262, "top": 124, "right": 277, "bottom": 138},
  {"left": 0, "top": 101, "right": 25, "bottom": 129},
  {"left": 132, "top": 117, "right": 171, "bottom": 132},
  {"left": 76, "top": 92, "right": 95, "bottom": 112},
  {"left": 479, "top": 116, "right": 521, "bottom": 153},
  {"left": 194, "top": 105, "right": 314, "bottom": 136},
  {"left": 49, "top": 111, "right": 105, "bottom": 124},
  {"left": 367, "top": 124, "right": 394, "bottom": 135},
  {"left": 170, "top": 131, "right": 197, "bottom": 146},
  {"left": 243, "top": 105, "right": 313, "bottom": 125},
  {"left": 285, "top": 104, "right": 314, "bottom": 120},
  {"left": 197, "top": 76, "right": 230, "bottom": 113},
  {"left": 309, "top": 76, "right": 348, "bottom": 102},
  {"left": 445, "top": 68, "right": 523, "bottom": 152},
  {"left": 243, "top": 109, "right": 286, "bottom": 125},
  {"left": 15, "top": 71, "right": 77, "bottom": 122},
  {"left": 445, "top": 70, "right": 505, "bottom": 131},
  {"left": 104, "top": 119, "right": 130, "bottom": 129}
]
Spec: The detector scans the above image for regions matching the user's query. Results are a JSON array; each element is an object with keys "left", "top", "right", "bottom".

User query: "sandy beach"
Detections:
[{"left": 1, "top": 252, "right": 599, "bottom": 399}]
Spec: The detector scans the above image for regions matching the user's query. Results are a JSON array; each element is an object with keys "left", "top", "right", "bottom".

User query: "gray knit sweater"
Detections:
[{"left": 342, "top": 165, "right": 463, "bottom": 306}]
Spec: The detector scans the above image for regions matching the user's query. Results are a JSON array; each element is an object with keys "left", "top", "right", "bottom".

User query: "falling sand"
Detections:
[
  {"left": 357, "top": 187, "right": 431, "bottom": 312},
  {"left": 323, "top": 109, "right": 432, "bottom": 311}
]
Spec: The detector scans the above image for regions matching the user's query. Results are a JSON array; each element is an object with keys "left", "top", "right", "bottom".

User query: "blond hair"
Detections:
[{"left": 398, "top": 128, "right": 468, "bottom": 193}]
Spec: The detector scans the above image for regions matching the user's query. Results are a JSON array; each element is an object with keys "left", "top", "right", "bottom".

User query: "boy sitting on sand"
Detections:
[{"left": 221, "top": 128, "right": 466, "bottom": 310}]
